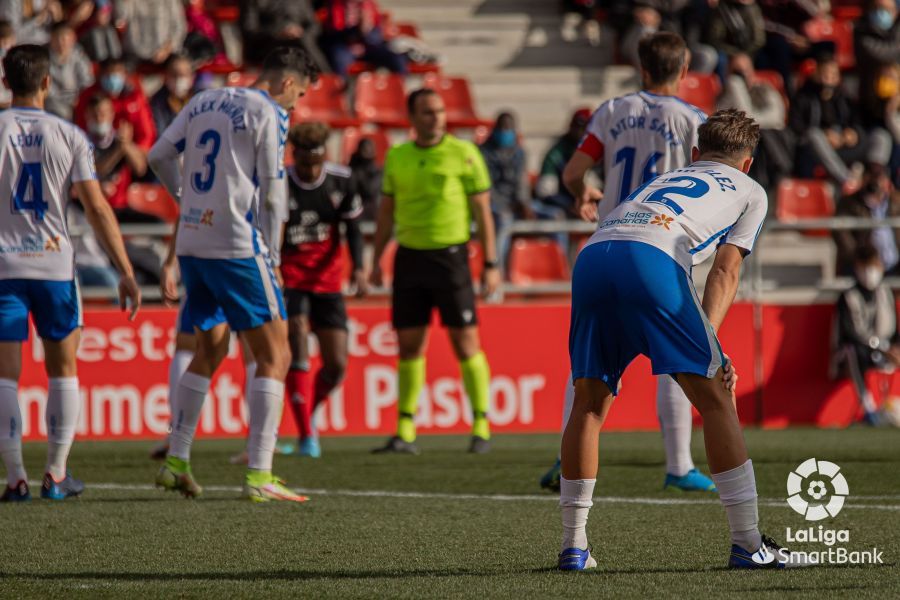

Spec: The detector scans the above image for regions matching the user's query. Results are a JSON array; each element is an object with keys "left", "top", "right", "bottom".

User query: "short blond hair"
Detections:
[{"left": 288, "top": 121, "right": 330, "bottom": 148}]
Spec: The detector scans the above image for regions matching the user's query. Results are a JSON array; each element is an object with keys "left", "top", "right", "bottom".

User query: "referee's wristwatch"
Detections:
[{"left": 484, "top": 259, "right": 499, "bottom": 270}]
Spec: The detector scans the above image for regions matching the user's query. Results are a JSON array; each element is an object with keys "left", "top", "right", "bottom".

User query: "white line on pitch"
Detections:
[{"left": 55, "top": 482, "right": 900, "bottom": 511}]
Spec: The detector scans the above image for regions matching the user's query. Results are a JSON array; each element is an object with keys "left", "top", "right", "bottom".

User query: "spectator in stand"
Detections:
[
  {"left": 705, "top": 0, "right": 766, "bottom": 82},
  {"left": 79, "top": 0, "right": 122, "bottom": 62},
  {"left": 348, "top": 138, "right": 383, "bottom": 221},
  {"left": 150, "top": 54, "right": 195, "bottom": 135},
  {"left": 834, "top": 163, "right": 900, "bottom": 276},
  {"left": 0, "top": 20, "right": 16, "bottom": 109},
  {"left": 832, "top": 244, "right": 900, "bottom": 426},
  {"left": 46, "top": 21, "right": 94, "bottom": 120},
  {"left": 0, "top": 0, "right": 62, "bottom": 45},
  {"left": 239, "top": 0, "right": 330, "bottom": 72},
  {"left": 755, "top": 0, "right": 830, "bottom": 93},
  {"left": 84, "top": 93, "right": 153, "bottom": 221},
  {"left": 717, "top": 53, "right": 793, "bottom": 192},
  {"left": 320, "top": 0, "right": 408, "bottom": 80},
  {"left": 856, "top": 0, "right": 900, "bottom": 124},
  {"left": 183, "top": 0, "right": 226, "bottom": 65},
  {"left": 789, "top": 54, "right": 891, "bottom": 191},
  {"left": 74, "top": 57, "right": 157, "bottom": 154},
  {"left": 620, "top": 1, "right": 718, "bottom": 73},
  {"left": 64, "top": 0, "right": 96, "bottom": 31},
  {"left": 536, "top": 108, "right": 592, "bottom": 218},
  {"left": 114, "top": 0, "right": 186, "bottom": 66},
  {"left": 560, "top": 0, "right": 601, "bottom": 46}
]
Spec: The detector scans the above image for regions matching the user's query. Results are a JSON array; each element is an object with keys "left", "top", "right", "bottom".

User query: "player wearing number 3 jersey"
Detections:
[
  {"left": 0, "top": 45, "right": 141, "bottom": 502},
  {"left": 149, "top": 46, "right": 319, "bottom": 503}
]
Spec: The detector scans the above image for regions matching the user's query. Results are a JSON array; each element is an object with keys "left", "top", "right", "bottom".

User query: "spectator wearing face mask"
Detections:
[
  {"left": 855, "top": 0, "right": 900, "bottom": 114},
  {"left": 74, "top": 57, "right": 157, "bottom": 153},
  {"left": 348, "top": 138, "right": 384, "bottom": 221},
  {"left": 150, "top": 54, "right": 195, "bottom": 135},
  {"left": 0, "top": 20, "right": 16, "bottom": 109},
  {"left": 46, "top": 21, "right": 94, "bottom": 120},
  {"left": 834, "top": 163, "right": 900, "bottom": 276},
  {"left": 831, "top": 244, "right": 900, "bottom": 426}
]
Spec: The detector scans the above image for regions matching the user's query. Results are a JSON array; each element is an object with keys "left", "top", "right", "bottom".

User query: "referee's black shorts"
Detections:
[{"left": 391, "top": 243, "right": 478, "bottom": 330}]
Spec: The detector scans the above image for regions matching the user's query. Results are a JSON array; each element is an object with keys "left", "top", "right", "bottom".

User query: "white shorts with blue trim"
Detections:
[
  {"left": 569, "top": 240, "right": 724, "bottom": 394},
  {"left": 0, "top": 279, "right": 83, "bottom": 342},
  {"left": 178, "top": 256, "right": 286, "bottom": 332}
]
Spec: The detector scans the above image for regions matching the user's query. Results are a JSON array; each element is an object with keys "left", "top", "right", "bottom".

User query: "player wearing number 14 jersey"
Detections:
[
  {"left": 148, "top": 46, "right": 319, "bottom": 502},
  {"left": 541, "top": 32, "right": 714, "bottom": 496}
]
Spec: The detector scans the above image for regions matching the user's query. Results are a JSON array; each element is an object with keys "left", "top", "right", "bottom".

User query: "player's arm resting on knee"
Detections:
[
  {"left": 258, "top": 175, "right": 287, "bottom": 267},
  {"left": 563, "top": 150, "right": 603, "bottom": 222},
  {"left": 369, "top": 195, "right": 394, "bottom": 288},
  {"left": 148, "top": 136, "right": 186, "bottom": 306},
  {"left": 470, "top": 191, "right": 500, "bottom": 299},
  {"left": 74, "top": 179, "right": 142, "bottom": 319},
  {"left": 702, "top": 244, "right": 745, "bottom": 331}
]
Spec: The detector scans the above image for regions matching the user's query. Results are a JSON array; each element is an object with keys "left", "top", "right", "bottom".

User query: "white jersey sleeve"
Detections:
[
  {"left": 721, "top": 183, "right": 768, "bottom": 255},
  {"left": 0, "top": 108, "right": 97, "bottom": 281}
]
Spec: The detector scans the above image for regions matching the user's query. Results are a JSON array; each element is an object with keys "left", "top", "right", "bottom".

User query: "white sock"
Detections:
[
  {"left": 557, "top": 373, "right": 575, "bottom": 460},
  {"left": 711, "top": 459, "right": 762, "bottom": 552},
  {"left": 0, "top": 379, "right": 26, "bottom": 486},
  {"left": 167, "top": 351, "right": 194, "bottom": 439},
  {"left": 247, "top": 377, "right": 284, "bottom": 472},
  {"left": 168, "top": 372, "right": 211, "bottom": 461},
  {"left": 657, "top": 375, "right": 695, "bottom": 477},
  {"left": 45, "top": 377, "right": 80, "bottom": 481},
  {"left": 559, "top": 476, "right": 595, "bottom": 551}
]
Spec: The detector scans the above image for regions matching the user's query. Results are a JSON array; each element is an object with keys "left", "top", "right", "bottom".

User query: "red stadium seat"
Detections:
[
  {"left": 422, "top": 74, "right": 489, "bottom": 128},
  {"left": 677, "top": 72, "right": 720, "bottom": 116},
  {"left": 776, "top": 179, "right": 835, "bottom": 237},
  {"left": 340, "top": 127, "right": 392, "bottom": 165},
  {"left": 354, "top": 73, "right": 410, "bottom": 128},
  {"left": 804, "top": 18, "right": 855, "bottom": 69},
  {"left": 126, "top": 184, "right": 179, "bottom": 223},
  {"left": 507, "top": 238, "right": 570, "bottom": 284},
  {"left": 292, "top": 74, "right": 359, "bottom": 128},
  {"left": 225, "top": 71, "right": 258, "bottom": 88}
]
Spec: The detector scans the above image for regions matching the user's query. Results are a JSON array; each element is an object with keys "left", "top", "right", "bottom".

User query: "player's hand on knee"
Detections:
[
  {"left": 160, "top": 262, "right": 180, "bottom": 307},
  {"left": 722, "top": 355, "right": 738, "bottom": 392},
  {"left": 577, "top": 187, "right": 603, "bottom": 222},
  {"left": 119, "top": 275, "right": 142, "bottom": 321},
  {"left": 369, "top": 264, "right": 384, "bottom": 288}
]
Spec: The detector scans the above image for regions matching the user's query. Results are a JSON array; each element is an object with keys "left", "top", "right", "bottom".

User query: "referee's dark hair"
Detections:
[
  {"left": 262, "top": 46, "right": 320, "bottom": 83},
  {"left": 638, "top": 32, "right": 687, "bottom": 87},
  {"left": 407, "top": 88, "right": 440, "bottom": 115},
  {"left": 2, "top": 44, "right": 50, "bottom": 97}
]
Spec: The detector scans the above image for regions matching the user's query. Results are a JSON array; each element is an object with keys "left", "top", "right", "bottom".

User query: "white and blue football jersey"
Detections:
[
  {"left": 159, "top": 87, "right": 289, "bottom": 259},
  {"left": 0, "top": 107, "right": 96, "bottom": 281},
  {"left": 577, "top": 92, "right": 706, "bottom": 219},
  {"left": 588, "top": 160, "right": 768, "bottom": 272}
]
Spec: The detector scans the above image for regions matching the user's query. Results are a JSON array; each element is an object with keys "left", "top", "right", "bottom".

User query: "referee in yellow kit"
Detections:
[{"left": 370, "top": 88, "right": 500, "bottom": 455}]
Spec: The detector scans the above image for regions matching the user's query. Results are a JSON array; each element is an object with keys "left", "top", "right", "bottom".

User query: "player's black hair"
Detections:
[
  {"left": 2, "top": 44, "right": 50, "bottom": 97},
  {"left": 407, "top": 88, "right": 440, "bottom": 115},
  {"left": 261, "top": 46, "right": 320, "bottom": 83},
  {"left": 697, "top": 109, "right": 760, "bottom": 160},
  {"left": 855, "top": 244, "right": 882, "bottom": 265},
  {"left": 638, "top": 32, "right": 687, "bottom": 86}
]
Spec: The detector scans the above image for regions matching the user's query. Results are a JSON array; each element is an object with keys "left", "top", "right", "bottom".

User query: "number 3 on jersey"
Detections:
[
  {"left": 11, "top": 162, "right": 48, "bottom": 222},
  {"left": 192, "top": 129, "right": 221, "bottom": 194}
]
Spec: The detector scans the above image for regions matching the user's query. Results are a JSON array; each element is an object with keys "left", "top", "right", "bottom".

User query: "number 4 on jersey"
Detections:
[{"left": 11, "top": 162, "right": 48, "bottom": 222}]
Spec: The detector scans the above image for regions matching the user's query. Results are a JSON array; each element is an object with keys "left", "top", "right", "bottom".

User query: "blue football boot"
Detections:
[
  {"left": 41, "top": 472, "right": 85, "bottom": 500},
  {"left": 0, "top": 480, "right": 31, "bottom": 502},
  {"left": 664, "top": 468, "right": 716, "bottom": 492},
  {"left": 558, "top": 547, "right": 597, "bottom": 571}
]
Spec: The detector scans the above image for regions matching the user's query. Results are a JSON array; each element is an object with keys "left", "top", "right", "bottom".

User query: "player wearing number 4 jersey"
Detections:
[
  {"left": 541, "top": 32, "right": 715, "bottom": 495},
  {"left": 149, "top": 46, "right": 319, "bottom": 503},
  {"left": 0, "top": 45, "right": 141, "bottom": 502},
  {"left": 558, "top": 109, "right": 811, "bottom": 571}
]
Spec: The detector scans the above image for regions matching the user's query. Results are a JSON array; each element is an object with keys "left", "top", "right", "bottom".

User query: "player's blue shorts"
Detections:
[
  {"left": 178, "top": 256, "right": 286, "bottom": 333},
  {"left": 176, "top": 298, "right": 194, "bottom": 334},
  {"left": 569, "top": 240, "right": 724, "bottom": 394},
  {"left": 0, "top": 279, "right": 82, "bottom": 342}
]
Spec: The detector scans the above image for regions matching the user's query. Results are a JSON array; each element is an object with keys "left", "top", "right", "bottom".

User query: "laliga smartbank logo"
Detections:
[{"left": 780, "top": 458, "right": 884, "bottom": 566}]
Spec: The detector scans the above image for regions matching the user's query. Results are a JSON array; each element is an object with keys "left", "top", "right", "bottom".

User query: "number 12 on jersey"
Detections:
[
  {"left": 11, "top": 162, "right": 49, "bottom": 222},
  {"left": 614, "top": 146, "right": 663, "bottom": 204}
]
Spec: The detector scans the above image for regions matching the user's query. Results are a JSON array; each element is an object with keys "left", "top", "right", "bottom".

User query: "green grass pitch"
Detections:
[{"left": 1, "top": 428, "right": 898, "bottom": 598}]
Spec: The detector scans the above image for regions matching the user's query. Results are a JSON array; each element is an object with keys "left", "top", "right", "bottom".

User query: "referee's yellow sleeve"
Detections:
[{"left": 463, "top": 142, "right": 491, "bottom": 196}]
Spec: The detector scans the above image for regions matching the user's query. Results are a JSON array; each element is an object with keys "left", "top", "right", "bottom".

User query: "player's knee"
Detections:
[{"left": 322, "top": 358, "right": 347, "bottom": 386}]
